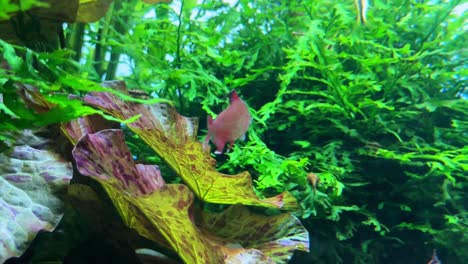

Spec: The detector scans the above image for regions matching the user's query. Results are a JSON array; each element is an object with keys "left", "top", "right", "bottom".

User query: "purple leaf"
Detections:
[{"left": 72, "top": 129, "right": 165, "bottom": 195}]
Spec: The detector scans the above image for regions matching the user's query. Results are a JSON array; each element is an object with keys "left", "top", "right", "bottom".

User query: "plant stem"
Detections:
[{"left": 175, "top": 0, "right": 185, "bottom": 113}]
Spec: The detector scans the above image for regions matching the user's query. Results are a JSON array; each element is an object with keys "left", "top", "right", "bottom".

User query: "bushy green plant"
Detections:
[
  {"left": 226, "top": 0, "right": 467, "bottom": 263},
  {"left": 2, "top": 0, "right": 467, "bottom": 263}
]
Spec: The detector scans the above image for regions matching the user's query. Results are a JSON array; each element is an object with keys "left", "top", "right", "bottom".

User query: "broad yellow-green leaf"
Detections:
[
  {"left": 71, "top": 129, "right": 308, "bottom": 263},
  {"left": 101, "top": 180, "right": 225, "bottom": 264},
  {"left": 201, "top": 205, "right": 309, "bottom": 263},
  {"left": 71, "top": 129, "right": 224, "bottom": 263}
]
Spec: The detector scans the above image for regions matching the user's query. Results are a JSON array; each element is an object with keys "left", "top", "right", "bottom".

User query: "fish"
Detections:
[
  {"left": 427, "top": 249, "right": 442, "bottom": 264},
  {"left": 354, "top": 0, "right": 369, "bottom": 24},
  {"left": 204, "top": 90, "right": 251, "bottom": 154},
  {"left": 307, "top": 173, "right": 319, "bottom": 191}
]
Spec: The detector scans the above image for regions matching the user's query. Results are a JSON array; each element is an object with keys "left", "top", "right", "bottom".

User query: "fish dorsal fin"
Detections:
[
  {"left": 228, "top": 90, "right": 239, "bottom": 103},
  {"left": 207, "top": 115, "right": 213, "bottom": 127}
]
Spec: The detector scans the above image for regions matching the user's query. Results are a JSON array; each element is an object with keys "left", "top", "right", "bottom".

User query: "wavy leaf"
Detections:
[
  {"left": 72, "top": 129, "right": 165, "bottom": 195},
  {"left": 71, "top": 129, "right": 309, "bottom": 263},
  {"left": 202, "top": 205, "right": 309, "bottom": 263},
  {"left": 71, "top": 129, "right": 224, "bottom": 263},
  {"left": 0, "top": 129, "right": 72, "bottom": 263}
]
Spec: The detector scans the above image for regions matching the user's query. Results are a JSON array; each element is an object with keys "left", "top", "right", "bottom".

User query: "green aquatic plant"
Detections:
[
  {"left": 234, "top": 0, "right": 467, "bottom": 262},
  {"left": 1, "top": 0, "right": 467, "bottom": 263}
]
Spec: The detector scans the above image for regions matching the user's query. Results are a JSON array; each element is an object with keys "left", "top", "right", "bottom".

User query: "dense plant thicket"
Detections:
[{"left": 1, "top": 0, "right": 467, "bottom": 263}]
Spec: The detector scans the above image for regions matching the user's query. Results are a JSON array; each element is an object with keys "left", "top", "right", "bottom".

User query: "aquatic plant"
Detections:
[{"left": 1, "top": 0, "right": 467, "bottom": 263}]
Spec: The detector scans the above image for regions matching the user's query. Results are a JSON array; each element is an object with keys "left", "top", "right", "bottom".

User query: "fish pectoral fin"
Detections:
[{"left": 204, "top": 131, "right": 211, "bottom": 144}]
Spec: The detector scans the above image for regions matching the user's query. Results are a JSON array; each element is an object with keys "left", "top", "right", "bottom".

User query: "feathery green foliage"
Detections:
[{"left": 1, "top": 0, "right": 466, "bottom": 263}]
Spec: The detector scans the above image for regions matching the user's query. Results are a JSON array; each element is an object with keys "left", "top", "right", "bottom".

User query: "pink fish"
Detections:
[
  {"left": 307, "top": 173, "right": 319, "bottom": 191},
  {"left": 204, "top": 90, "right": 251, "bottom": 154}
]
